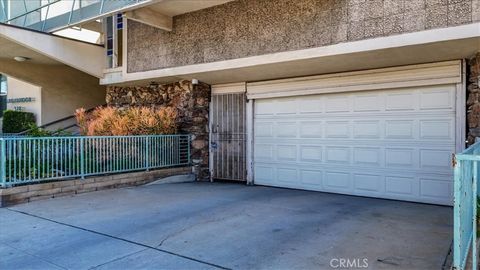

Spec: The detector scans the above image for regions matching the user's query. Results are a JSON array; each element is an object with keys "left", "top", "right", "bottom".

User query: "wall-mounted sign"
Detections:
[{"left": 7, "top": 97, "right": 35, "bottom": 103}]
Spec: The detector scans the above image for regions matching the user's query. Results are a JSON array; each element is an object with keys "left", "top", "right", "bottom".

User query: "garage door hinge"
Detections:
[{"left": 452, "top": 153, "right": 457, "bottom": 168}]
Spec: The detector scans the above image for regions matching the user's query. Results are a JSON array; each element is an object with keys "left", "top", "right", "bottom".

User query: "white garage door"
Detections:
[{"left": 253, "top": 84, "right": 458, "bottom": 205}]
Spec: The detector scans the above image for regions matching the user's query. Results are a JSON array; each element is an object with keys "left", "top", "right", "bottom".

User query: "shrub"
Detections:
[
  {"left": 2, "top": 110, "right": 36, "bottom": 133},
  {"left": 75, "top": 106, "right": 178, "bottom": 136},
  {"left": 25, "top": 124, "right": 72, "bottom": 137}
]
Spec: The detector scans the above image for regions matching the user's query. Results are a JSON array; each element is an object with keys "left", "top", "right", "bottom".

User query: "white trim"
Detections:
[
  {"left": 208, "top": 96, "right": 214, "bottom": 182},
  {"left": 246, "top": 98, "right": 254, "bottom": 185},
  {"left": 456, "top": 60, "right": 467, "bottom": 153},
  {"left": 246, "top": 61, "right": 462, "bottom": 99},
  {"left": 122, "top": 16, "right": 128, "bottom": 77},
  {"left": 211, "top": 82, "right": 246, "bottom": 94},
  {"left": 120, "top": 23, "right": 480, "bottom": 84}
]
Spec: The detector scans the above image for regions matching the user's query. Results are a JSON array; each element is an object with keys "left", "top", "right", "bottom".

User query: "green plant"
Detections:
[
  {"left": 2, "top": 110, "right": 36, "bottom": 133},
  {"left": 25, "top": 124, "right": 72, "bottom": 137}
]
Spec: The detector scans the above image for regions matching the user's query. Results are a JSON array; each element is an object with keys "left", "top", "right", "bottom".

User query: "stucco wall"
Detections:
[
  {"left": 127, "top": 0, "right": 479, "bottom": 73},
  {"left": 0, "top": 59, "right": 106, "bottom": 126},
  {"left": 6, "top": 77, "right": 42, "bottom": 125}
]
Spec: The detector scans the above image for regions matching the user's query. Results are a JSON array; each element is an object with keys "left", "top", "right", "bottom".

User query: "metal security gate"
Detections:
[{"left": 210, "top": 93, "right": 247, "bottom": 181}]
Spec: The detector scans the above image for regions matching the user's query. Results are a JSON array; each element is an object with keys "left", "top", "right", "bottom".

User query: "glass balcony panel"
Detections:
[
  {"left": 69, "top": 0, "right": 102, "bottom": 26},
  {"left": 0, "top": 0, "right": 147, "bottom": 33}
]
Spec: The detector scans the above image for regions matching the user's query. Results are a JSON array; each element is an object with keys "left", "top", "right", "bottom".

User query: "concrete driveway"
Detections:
[{"left": 0, "top": 182, "right": 452, "bottom": 270}]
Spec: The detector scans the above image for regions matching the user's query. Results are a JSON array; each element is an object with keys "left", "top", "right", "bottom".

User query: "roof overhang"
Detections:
[
  {"left": 0, "top": 23, "right": 104, "bottom": 78},
  {"left": 105, "top": 23, "right": 480, "bottom": 86}
]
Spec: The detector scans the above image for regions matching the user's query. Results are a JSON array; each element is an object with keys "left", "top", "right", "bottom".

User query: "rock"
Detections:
[
  {"left": 106, "top": 80, "right": 211, "bottom": 180},
  {"left": 192, "top": 139, "right": 206, "bottom": 150},
  {"left": 467, "top": 54, "right": 480, "bottom": 146}
]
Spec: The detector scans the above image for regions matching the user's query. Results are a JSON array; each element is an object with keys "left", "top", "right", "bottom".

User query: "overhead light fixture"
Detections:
[
  {"left": 14, "top": 56, "right": 29, "bottom": 62},
  {"left": 149, "top": 81, "right": 159, "bottom": 88}
]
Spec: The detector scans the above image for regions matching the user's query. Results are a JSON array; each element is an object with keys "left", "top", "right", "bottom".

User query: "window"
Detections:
[
  {"left": 105, "top": 13, "right": 123, "bottom": 69},
  {"left": 0, "top": 74, "right": 7, "bottom": 95}
]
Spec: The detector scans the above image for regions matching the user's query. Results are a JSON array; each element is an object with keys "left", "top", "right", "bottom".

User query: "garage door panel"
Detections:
[
  {"left": 419, "top": 87, "right": 455, "bottom": 110},
  {"left": 325, "top": 146, "right": 350, "bottom": 164},
  {"left": 353, "top": 120, "right": 381, "bottom": 139},
  {"left": 353, "top": 147, "right": 381, "bottom": 166},
  {"left": 326, "top": 95, "right": 350, "bottom": 113},
  {"left": 276, "top": 145, "right": 297, "bottom": 161},
  {"left": 386, "top": 92, "right": 416, "bottom": 111},
  {"left": 300, "top": 170, "right": 323, "bottom": 186},
  {"left": 300, "top": 121, "right": 323, "bottom": 138},
  {"left": 385, "top": 176, "right": 418, "bottom": 196},
  {"left": 353, "top": 174, "right": 384, "bottom": 193},
  {"left": 324, "top": 172, "right": 351, "bottom": 190},
  {"left": 299, "top": 146, "right": 322, "bottom": 162},
  {"left": 420, "top": 149, "right": 452, "bottom": 169},
  {"left": 420, "top": 179, "right": 453, "bottom": 200},
  {"left": 299, "top": 97, "right": 324, "bottom": 114},
  {"left": 325, "top": 121, "right": 350, "bottom": 138},
  {"left": 253, "top": 84, "right": 456, "bottom": 205},
  {"left": 276, "top": 122, "right": 297, "bottom": 137},
  {"left": 353, "top": 94, "right": 383, "bottom": 112},
  {"left": 385, "top": 148, "right": 416, "bottom": 168},
  {"left": 419, "top": 119, "right": 454, "bottom": 140}
]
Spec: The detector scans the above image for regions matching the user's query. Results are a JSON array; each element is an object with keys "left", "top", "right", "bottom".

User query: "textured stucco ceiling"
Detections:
[
  {"left": 149, "top": 0, "right": 234, "bottom": 17},
  {"left": 0, "top": 36, "right": 59, "bottom": 65}
]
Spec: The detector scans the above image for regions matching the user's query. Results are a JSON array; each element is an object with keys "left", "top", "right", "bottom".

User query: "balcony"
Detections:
[{"left": 0, "top": 0, "right": 150, "bottom": 33}]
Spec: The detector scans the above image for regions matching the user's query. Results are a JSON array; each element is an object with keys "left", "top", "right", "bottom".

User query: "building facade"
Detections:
[{"left": 1, "top": 0, "right": 479, "bottom": 205}]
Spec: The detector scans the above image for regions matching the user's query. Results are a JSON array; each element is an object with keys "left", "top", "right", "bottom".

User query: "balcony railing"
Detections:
[
  {"left": 454, "top": 141, "right": 480, "bottom": 270},
  {"left": 0, "top": 135, "right": 191, "bottom": 187},
  {"left": 0, "top": 0, "right": 148, "bottom": 32}
]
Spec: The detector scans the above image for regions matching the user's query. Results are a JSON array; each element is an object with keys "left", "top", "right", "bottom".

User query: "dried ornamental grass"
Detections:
[{"left": 75, "top": 106, "right": 178, "bottom": 136}]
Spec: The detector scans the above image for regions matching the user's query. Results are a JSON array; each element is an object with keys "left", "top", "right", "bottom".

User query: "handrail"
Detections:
[
  {"left": 0, "top": 134, "right": 191, "bottom": 187},
  {"left": 17, "top": 104, "right": 106, "bottom": 135}
]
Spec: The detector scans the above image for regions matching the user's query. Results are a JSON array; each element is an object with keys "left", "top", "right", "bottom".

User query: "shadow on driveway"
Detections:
[{"left": 0, "top": 182, "right": 452, "bottom": 270}]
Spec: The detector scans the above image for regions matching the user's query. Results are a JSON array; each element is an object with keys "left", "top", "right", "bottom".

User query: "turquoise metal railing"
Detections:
[
  {"left": 454, "top": 141, "right": 480, "bottom": 270},
  {"left": 0, "top": 135, "right": 190, "bottom": 187}
]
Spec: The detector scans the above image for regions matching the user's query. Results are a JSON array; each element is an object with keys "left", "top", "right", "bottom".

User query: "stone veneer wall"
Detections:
[
  {"left": 127, "top": 0, "right": 479, "bottom": 73},
  {"left": 106, "top": 80, "right": 211, "bottom": 179},
  {"left": 467, "top": 53, "right": 480, "bottom": 145}
]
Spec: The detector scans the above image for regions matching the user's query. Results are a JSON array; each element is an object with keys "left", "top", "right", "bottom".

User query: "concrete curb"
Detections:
[{"left": 146, "top": 174, "right": 196, "bottom": 185}]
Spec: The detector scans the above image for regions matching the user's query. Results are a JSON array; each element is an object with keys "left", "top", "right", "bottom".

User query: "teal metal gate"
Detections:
[{"left": 454, "top": 142, "right": 480, "bottom": 270}]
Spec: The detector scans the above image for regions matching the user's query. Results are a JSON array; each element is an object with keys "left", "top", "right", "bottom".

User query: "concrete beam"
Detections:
[
  {"left": 124, "top": 7, "right": 172, "bottom": 32},
  {"left": 0, "top": 24, "right": 104, "bottom": 78},
  {"left": 81, "top": 21, "right": 102, "bottom": 33}
]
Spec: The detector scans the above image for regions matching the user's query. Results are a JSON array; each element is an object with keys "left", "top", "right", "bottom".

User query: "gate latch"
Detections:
[{"left": 211, "top": 142, "right": 218, "bottom": 150}]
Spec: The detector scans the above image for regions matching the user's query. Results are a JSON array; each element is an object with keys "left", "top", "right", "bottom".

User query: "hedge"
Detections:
[{"left": 2, "top": 110, "right": 36, "bottom": 133}]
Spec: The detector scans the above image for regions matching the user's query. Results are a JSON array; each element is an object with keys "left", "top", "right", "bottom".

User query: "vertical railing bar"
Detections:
[
  {"left": 473, "top": 160, "right": 478, "bottom": 270},
  {"left": 454, "top": 156, "right": 462, "bottom": 269},
  {"left": 67, "top": 0, "right": 76, "bottom": 25},
  {"left": 80, "top": 137, "right": 85, "bottom": 179},
  {"left": 0, "top": 139, "right": 6, "bottom": 187},
  {"left": 13, "top": 140, "right": 16, "bottom": 183},
  {"left": 145, "top": 136, "right": 150, "bottom": 170},
  {"left": 23, "top": 139, "right": 26, "bottom": 181},
  {"left": 42, "top": 139, "right": 45, "bottom": 179}
]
